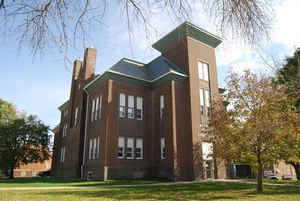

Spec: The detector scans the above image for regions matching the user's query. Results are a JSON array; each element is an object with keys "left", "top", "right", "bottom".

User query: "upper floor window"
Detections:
[
  {"left": 74, "top": 107, "right": 78, "bottom": 127},
  {"left": 136, "top": 97, "right": 143, "bottom": 120},
  {"left": 95, "top": 97, "right": 99, "bottom": 121},
  {"left": 205, "top": 90, "right": 210, "bottom": 116},
  {"left": 91, "top": 99, "right": 95, "bottom": 122},
  {"left": 120, "top": 93, "right": 126, "bottom": 118},
  {"left": 199, "top": 89, "right": 204, "bottom": 115},
  {"left": 62, "top": 124, "right": 67, "bottom": 137},
  {"left": 198, "top": 61, "right": 209, "bottom": 81},
  {"left": 64, "top": 108, "right": 68, "bottom": 117},
  {"left": 161, "top": 137, "right": 166, "bottom": 159},
  {"left": 60, "top": 146, "right": 66, "bottom": 162},
  {"left": 128, "top": 95, "right": 134, "bottom": 119},
  {"left": 160, "top": 95, "right": 164, "bottom": 120}
]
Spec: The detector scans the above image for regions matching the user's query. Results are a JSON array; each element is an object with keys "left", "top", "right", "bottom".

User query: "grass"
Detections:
[
  {"left": 0, "top": 177, "right": 166, "bottom": 188},
  {"left": 244, "top": 178, "right": 300, "bottom": 186},
  {"left": 0, "top": 182, "right": 300, "bottom": 201}
]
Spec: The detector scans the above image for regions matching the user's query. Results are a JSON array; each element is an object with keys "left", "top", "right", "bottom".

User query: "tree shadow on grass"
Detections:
[{"left": 37, "top": 182, "right": 264, "bottom": 201}]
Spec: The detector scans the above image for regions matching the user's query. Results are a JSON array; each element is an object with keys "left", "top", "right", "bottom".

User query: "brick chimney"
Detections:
[
  {"left": 72, "top": 58, "right": 82, "bottom": 80},
  {"left": 83, "top": 47, "right": 97, "bottom": 80}
]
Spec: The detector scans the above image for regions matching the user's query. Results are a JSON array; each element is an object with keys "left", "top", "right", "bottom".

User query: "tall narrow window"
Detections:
[
  {"left": 96, "top": 137, "right": 100, "bottom": 159},
  {"left": 91, "top": 99, "right": 95, "bottom": 122},
  {"left": 93, "top": 138, "right": 97, "bottom": 159},
  {"left": 120, "top": 93, "right": 126, "bottom": 118},
  {"left": 161, "top": 137, "right": 166, "bottom": 159},
  {"left": 62, "top": 124, "right": 67, "bottom": 137},
  {"left": 99, "top": 95, "right": 102, "bottom": 119},
  {"left": 198, "top": 61, "right": 209, "bottom": 81},
  {"left": 203, "top": 63, "right": 209, "bottom": 81},
  {"left": 160, "top": 95, "right": 164, "bottom": 120},
  {"left": 199, "top": 89, "right": 204, "bottom": 115},
  {"left": 95, "top": 97, "right": 99, "bottom": 120},
  {"left": 205, "top": 90, "right": 210, "bottom": 116},
  {"left": 135, "top": 138, "right": 143, "bottom": 159},
  {"left": 136, "top": 97, "right": 143, "bottom": 120},
  {"left": 128, "top": 95, "right": 134, "bottom": 119},
  {"left": 89, "top": 139, "right": 93, "bottom": 160},
  {"left": 74, "top": 107, "right": 78, "bottom": 127},
  {"left": 198, "top": 61, "right": 204, "bottom": 80},
  {"left": 60, "top": 146, "right": 65, "bottom": 162},
  {"left": 118, "top": 137, "right": 125, "bottom": 159},
  {"left": 126, "top": 137, "right": 134, "bottom": 159}
]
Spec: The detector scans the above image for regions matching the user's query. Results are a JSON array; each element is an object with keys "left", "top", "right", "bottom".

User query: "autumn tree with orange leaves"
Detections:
[{"left": 209, "top": 71, "right": 300, "bottom": 193}]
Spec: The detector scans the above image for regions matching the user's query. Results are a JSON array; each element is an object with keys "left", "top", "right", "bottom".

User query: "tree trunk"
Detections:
[
  {"left": 291, "top": 163, "right": 300, "bottom": 181},
  {"left": 257, "top": 154, "right": 263, "bottom": 193},
  {"left": 9, "top": 167, "right": 14, "bottom": 179}
]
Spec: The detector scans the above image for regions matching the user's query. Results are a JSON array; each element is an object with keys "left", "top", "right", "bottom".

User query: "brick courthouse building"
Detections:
[{"left": 51, "top": 22, "right": 229, "bottom": 180}]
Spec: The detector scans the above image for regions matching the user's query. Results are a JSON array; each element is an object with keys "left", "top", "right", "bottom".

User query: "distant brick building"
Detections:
[
  {"left": 51, "top": 22, "right": 229, "bottom": 180},
  {"left": 14, "top": 153, "right": 52, "bottom": 177}
]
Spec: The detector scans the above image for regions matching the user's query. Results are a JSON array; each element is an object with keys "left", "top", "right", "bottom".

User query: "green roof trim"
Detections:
[
  {"left": 58, "top": 100, "right": 69, "bottom": 111},
  {"left": 152, "top": 21, "right": 222, "bottom": 52},
  {"left": 84, "top": 70, "right": 187, "bottom": 92}
]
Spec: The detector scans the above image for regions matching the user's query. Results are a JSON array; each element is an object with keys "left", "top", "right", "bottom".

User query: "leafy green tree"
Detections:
[
  {"left": 210, "top": 71, "right": 300, "bottom": 192},
  {"left": 274, "top": 49, "right": 300, "bottom": 180},
  {"left": 0, "top": 106, "right": 50, "bottom": 179},
  {"left": 0, "top": 99, "right": 17, "bottom": 125}
]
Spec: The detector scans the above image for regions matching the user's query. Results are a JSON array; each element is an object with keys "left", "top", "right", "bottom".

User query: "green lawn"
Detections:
[
  {"left": 1, "top": 182, "right": 300, "bottom": 201},
  {"left": 0, "top": 177, "right": 165, "bottom": 188},
  {"left": 244, "top": 178, "right": 300, "bottom": 186}
]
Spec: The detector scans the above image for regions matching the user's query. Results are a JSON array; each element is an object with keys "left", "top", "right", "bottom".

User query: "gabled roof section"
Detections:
[
  {"left": 152, "top": 21, "right": 222, "bottom": 53},
  {"left": 109, "top": 58, "right": 151, "bottom": 81},
  {"left": 84, "top": 56, "right": 188, "bottom": 91}
]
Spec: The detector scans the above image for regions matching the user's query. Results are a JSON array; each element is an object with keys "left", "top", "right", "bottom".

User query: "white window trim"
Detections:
[
  {"left": 126, "top": 137, "right": 134, "bottom": 159},
  {"left": 91, "top": 99, "right": 95, "bottom": 122},
  {"left": 128, "top": 95, "right": 135, "bottom": 119},
  {"left": 74, "top": 107, "right": 78, "bottom": 127},
  {"left": 120, "top": 93, "right": 126, "bottom": 118},
  {"left": 118, "top": 137, "right": 125, "bottom": 159},
  {"left": 135, "top": 138, "right": 143, "bottom": 159},
  {"left": 161, "top": 137, "right": 166, "bottom": 159},
  {"left": 95, "top": 97, "right": 99, "bottom": 120},
  {"left": 160, "top": 95, "right": 164, "bottom": 120},
  {"left": 136, "top": 97, "right": 143, "bottom": 120},
  {"left": 89, "top": 139, "right": 93, "bottom": 160}
]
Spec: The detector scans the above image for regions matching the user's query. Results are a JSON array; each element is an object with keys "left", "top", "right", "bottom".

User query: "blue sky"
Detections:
[{"left": 0, "top": 0, "right": 300, "bottom": 129}]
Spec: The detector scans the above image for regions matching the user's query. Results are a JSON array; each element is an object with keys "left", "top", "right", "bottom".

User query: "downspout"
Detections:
[{"left": 81, "top": 88, "right": 89, "bottom": 179}]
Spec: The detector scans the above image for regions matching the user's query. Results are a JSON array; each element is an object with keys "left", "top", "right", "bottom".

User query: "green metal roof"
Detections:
[{"left": 152, "top": 21, "right": 222, "bottom": 52}]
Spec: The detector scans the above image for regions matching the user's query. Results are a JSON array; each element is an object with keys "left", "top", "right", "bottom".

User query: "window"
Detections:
[
  {"left": 93, "top": 138, "right": 97, "bottom": 159},
  {"left": 91, "top": 99, "right": 95, "bottom": 122},
  {"left": 95, "top": 97, "right": 99, "bottom": 120},
  {"left": 64, "top": 109, "right": 68, "bottom": 117},
  {"left": 60, "top": 146, "right": 65, "bottom": 162},
  {"left": 160, "top": 95, "right": 164, "bottom": 120},
  {"left": 96, "top": 137, "right": 100, "bottom": 159},
  {"left": 198, "top": 61, "right": 209, "bottom": 81},
  {"left": 89, "top": 139, "right": 93, "bottom": 160},
  {"left": 62, "top": 124, "right": 67, "bottom": 137},
  {"left": 128, "top": 95, "right": 134, "bottom": 119},
  {"left": 135, "top": 138, "right": 143, "bottom": 159},
  {"left": 205, "top": 90, "right": 210, "bottom": 116},
  {"left": 74, "top": 107, "right": 78, "bottom": 127},
  {"left": 99, "top": 95, "right": 102, "bottom": 119},
  {"left": 126, "top": 137, "right": 134, "bottom": 159},
  {"left": 161, "top": 137, "right": 166, "bottom": 159},
  {"left": 136, "top": 97, "right": 143, "bottom": 120},
  {"left": 118, "top": 137, "right": 125, "bottom": 159},
  {"left": 120, "top": 93, "right": 126, "bottom": 118},
  {"left": 199, "top": 89, "right": 204, "bottom": 115}
]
